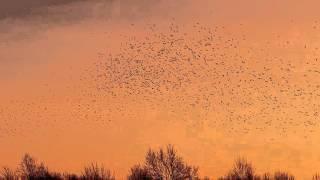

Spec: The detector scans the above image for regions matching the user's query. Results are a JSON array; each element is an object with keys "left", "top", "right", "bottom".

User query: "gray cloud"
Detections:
[
  {"left": 0, "top": 0, "right": 187, "bottom": 22},
  {"left": 0, "top": 0, "right": 188, "bottom": 41},
  {"left": 0, "top": 0, "right": 92, "bottom": 20}
]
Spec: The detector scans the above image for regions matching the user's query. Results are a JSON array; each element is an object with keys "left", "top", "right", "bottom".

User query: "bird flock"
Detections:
[
  {"left": 1, "top": 21, "right": 320, "bottom": 141},
  {"left": 90, "top": 22, "right": 320, "bottom": 139}
]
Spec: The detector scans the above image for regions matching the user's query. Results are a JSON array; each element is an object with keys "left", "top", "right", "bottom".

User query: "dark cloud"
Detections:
[
  {"left": 0, "top": 0, "right": 186, "bottom": 40},
  {"left": 0, "top": 0, "right": 187, "bottom": 21},
  {"left": 0, "top": 0, "right": 92, "bottom": 20}
]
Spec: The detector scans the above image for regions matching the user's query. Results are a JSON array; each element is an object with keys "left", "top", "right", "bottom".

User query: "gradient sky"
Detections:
[{"left": 1, "top": 0, "right": 320, "bottom": 179}]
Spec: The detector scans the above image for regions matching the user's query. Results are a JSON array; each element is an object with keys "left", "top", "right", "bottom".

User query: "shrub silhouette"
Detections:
[
  {"left": 1, "top": 167, "right": 19, "bottom": 180},
  {"left": 273, "top": 171, "right": 295, "bottom": 180},
  {"left": 261, "top": 173, "right": 271, "bottom": 180},
  {"left": 81, "top": 163, "right": 115, "bottom": 180},
  {"left": 218, "top": 158, "right": 260, "bottom": 180},
  {"left": 217, "top": 159, "right": 297, "bottom": 180},
  {"left": 259, "top": 172, "right": 295, "bottom": 180},
  {"left": 62, "top": 172, "right": 80, "bottom": 180},
  {"left": 127, "top": 165, "right": 152, "bottom": 180},
  {"left": 128, "top": 144, "right": 199, "bottom": 180},
  {"left": 313, "top": 174, "right": 320, "bottom": 180}
]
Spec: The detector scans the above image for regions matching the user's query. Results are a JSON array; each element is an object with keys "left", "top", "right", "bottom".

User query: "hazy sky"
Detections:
[{"left": 1, "top": 0, "right": 320, "bottom": 179}]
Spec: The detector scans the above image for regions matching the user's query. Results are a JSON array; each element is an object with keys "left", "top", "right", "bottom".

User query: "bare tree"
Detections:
[
  {"left": 18, "top": 153, "right": 61, "bottom": 179},
  {"left": 218, "top": 158, "right": 260, "bottom": 180},
  {"left": 81, "top": 163, "right": 115, "bottom": 180},
  {"left": 143, "top": 144, "right": 199, "bottom": 180},
  {"left": 19, "top": 153, "right": 38, "bottom": 179}
]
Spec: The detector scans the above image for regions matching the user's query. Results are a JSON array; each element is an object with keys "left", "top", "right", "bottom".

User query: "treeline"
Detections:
[{"left": 0, "top": 145, "right": 319, "bottom": 180}]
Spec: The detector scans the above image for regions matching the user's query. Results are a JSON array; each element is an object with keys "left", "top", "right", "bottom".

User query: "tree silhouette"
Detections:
[
  {"left": 0, "top": 149, "right": 318, "bottom": 180},
  {"left": 81, "top": 163, "right": 115, "bottom": 180},
  {"left": 18, "top": 153, "right": 61, "bottom": 180},
  {"left": 129, "top": 144, "right": 199, "bottom": 180},
  {"left": 218, "top": 158, "right": 260, "bottom": 180}
]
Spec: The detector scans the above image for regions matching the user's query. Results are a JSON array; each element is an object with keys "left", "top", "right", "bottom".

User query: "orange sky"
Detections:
[{"left": 1, "top": 0, "right": 320, "bottom": 179}]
